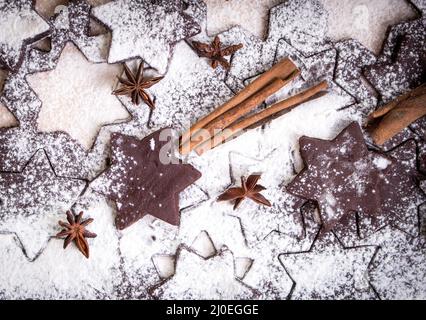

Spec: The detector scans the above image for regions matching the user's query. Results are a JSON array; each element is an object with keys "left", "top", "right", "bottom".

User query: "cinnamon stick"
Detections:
[
  {"left": 186, "top": 76, "right": 295, "bottom": 152},
  {"left": 179, "top": 58, "right": 299, "bottom": 154},
  {"left": 195, "top": 80, "right": 329, "bottom": 155},
  {"left": 367, "top": 84, "right": 426, "bottom": 145}
]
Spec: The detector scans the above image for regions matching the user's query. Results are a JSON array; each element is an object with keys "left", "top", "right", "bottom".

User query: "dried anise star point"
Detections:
[
  {"left": 113, "top": 61, "right": 164, "bottom": 108},
  {"left": 56, "top": 210, "right": 97, "bottom": 259},
  {"left": 218, "top": 174, "right": 271, "bottom": 210},
  {"left": 192, "top": 35, "right": 243, "bottom": 70}
]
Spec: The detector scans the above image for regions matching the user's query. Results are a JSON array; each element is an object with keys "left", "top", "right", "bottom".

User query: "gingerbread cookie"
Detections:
[
  {"left": 287, "top": 123, "right": 425, "bottom": 238},
  {"left": 92, "top": 129, "right": 202, "bottom": 229},
  {"left": 364, "top": 33, "right": 426, "bottom": 104}
]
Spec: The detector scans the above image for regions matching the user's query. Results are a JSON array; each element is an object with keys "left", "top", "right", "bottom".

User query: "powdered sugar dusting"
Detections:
[
  {"left": 323, "top": 0, "right": 417, "bottom": 54},
  {"left": 0, "top": 150, "right": 86, "bottom": 260},
  {"left": 150, "top": 241, "right": 258, "bottom": 299},
  {"left": 27, "top": 43, "right": 129, "bottom": 150},
  {"left": 0, "top": 190, "right": 121, "bottom": 299},
  {"left": 0, "top": 0, "right": 424, "bottom": 300},
  {"left": 0, "top": 0, "right": 49, "bottom": 69},
  {"left": 92, "top": 0, "right": 200, "bottom": 74},
  {"left": 280, "top": 233, "right": 377, "bottom": 299}
]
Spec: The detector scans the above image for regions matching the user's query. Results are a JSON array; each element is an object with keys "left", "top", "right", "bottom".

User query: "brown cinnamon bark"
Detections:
[
  {"left": 367, "top": 84, "right": 426, "bottom": 145},
  {"left": 186, "top": 77, "right": 290, "bottom": 152},
  {"left": 179, "top": 58, "right": 299, "bottom": 155},
  {"left": 195, "top": 80, "right": 329, "bottom": 155}
]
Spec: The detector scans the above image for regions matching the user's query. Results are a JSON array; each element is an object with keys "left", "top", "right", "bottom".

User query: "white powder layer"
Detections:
[
  {"left": 0, "top": 0, "right": 424, "bottom": 300},
  {"left": 205, "top": 0, "right": 283, "bottom": 39},
  {"left": 0, "top": 1, "right": 49, "bottom": 57},
  {"left": 353, "top": 226, "right": 426, "bottom": 300},
  {"left": 148, "top": 41, "right": 234, "bottom": 131},
  {"left": 27, "top": 43, "right": 130, "bottom": 150},
  {"left": 322, "top": 0, "right": 417, "bottom": 54},
  {"left": 279, "top": 233, "right": 377, "bottom": 299},
  {"left": 0, "top": 150, "right": 86, "bottom": 260},
  {"left": 118, "top": 217, "right": 180, "bottom": 298},
  {"left": 0, "top": 189, "right": 122, "bottom": 299},
  {"left": 91, "top": 0, "right": 200, "bottom": 74},
  {"left": 151, "top": 245, "right": 257, "bottom": 299}
]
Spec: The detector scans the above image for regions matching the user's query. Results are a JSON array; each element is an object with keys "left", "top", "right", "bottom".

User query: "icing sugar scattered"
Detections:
[
  {"left": 0, "top": 150, "right": 86, "bottom": 260},
  {"left": 373, "top": 156, "right": 391, "bottom": 170},
  {"left": 0, "top": 1, "right": 49, "bottom": 68},
  {"left": 0, "top": 0, "right": 423, "bottom": 300},
  {"left": 205, "top": 0, "right": 282, "bottom": 40},
  {"left": 279, "top": 233, "right": 377, "bottom": 299},
  {"left": 92, "top": 0, "right": 200, "bottom": 74},
  {"left": 322, "top": 0, "right": 417, "bottom": 54},
  {"left": 0, "top": 191, "right": 121, "bottom": 299},
  {"left": 151, "top": 243, "right": 258, "bottom": 299}
]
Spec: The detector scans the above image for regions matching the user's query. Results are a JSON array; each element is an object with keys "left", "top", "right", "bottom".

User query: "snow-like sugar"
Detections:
[
  {"left": 322, "top": 0, "right": 417, "bottom": 54},
  {"left": 373, "top": 156, "right": 391, "bottom": 170}
]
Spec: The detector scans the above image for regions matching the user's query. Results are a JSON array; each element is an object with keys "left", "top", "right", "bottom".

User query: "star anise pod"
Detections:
[
  {"left": 56, "top": 211, "right": 97, "bottom": 259},
  {"left": 113, "top": 61, "right": 164, "bottom": 108},
  {"left": 192, "top": 35, "right": 243, "bottom": 70},
  {"left": 218, "top": 174, "right": 271, "bottom": 210}
]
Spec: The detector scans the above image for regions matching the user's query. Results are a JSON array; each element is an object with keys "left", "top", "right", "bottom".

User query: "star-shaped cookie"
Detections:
[
  {"left": 26, "top": 42, "right": 130, "bottom": 150},
  {"left": 0, "top": 149, "right": 86, "bottom": 260},
  {"left": 269, "top": 0, "right": 331, "bottom": 53},
  {"left": 0, "top": 0, "right": 122, "bottom": 179},
  {"left": 0, "top": 0, "right": 50, "bottom": 70},
  {"left": 29, "top": 0, "right": 112, "bottom": 71},
  {"left": 364, "top": 32, "right": 426, "bottom": 103},
  {"left": 92, "top": 129, "right": 202, "bottom": 230},
  {"left": 91, "top": 0, "right": 201, "bottom": 74},
  {"left": 287, "top": 122, "right": 425, "bottom": 237}
]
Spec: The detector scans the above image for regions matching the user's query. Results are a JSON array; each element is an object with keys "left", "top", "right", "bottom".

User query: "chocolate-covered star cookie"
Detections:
[
  {"left": 287, "top": 122, "right": 425, "bottom": 236},
  {"left": 364, "top": 32, "right": 426, "bottom": 103},
  {"left": 91, "top": 0, "right": 200, "bottom": 74},
  {"left": 92, "top": 129, "right": 202, "bottom": 229}
]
